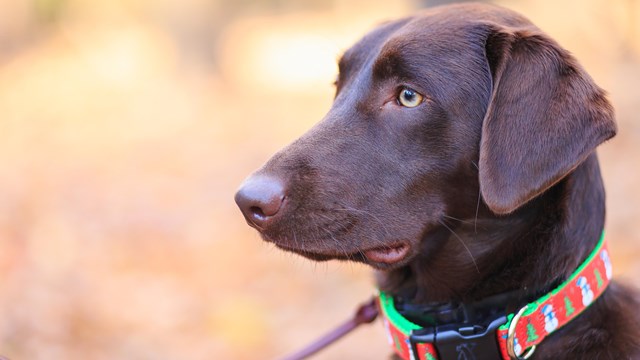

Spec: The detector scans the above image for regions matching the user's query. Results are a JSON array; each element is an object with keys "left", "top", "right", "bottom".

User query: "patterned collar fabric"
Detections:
[{"left": 378, "top": 232, "right": 612, "bottom": 360}]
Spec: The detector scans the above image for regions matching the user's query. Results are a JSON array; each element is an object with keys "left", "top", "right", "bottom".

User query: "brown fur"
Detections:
[{"left": 235, "top": 3, "right": 640, "bottom": 358}]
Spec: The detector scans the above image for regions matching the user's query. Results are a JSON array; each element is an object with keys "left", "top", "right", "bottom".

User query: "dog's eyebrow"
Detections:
[{"left": 372, "top": 43, "right": 410, "bottom": 81}]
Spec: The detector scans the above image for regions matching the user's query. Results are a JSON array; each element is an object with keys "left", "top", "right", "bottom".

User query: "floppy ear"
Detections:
[{"left": 478, "top": 25, "right": 617, "bottom": 215}]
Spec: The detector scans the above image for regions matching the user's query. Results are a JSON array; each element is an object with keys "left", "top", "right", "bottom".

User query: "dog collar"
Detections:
[{"left": 378, "top": 232, "right": 612, "bottom": 360}]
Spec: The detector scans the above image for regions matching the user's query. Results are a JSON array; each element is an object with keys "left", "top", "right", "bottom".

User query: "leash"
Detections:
[{"left": 279, "top": 298, "right": 379, "bottom": 360}]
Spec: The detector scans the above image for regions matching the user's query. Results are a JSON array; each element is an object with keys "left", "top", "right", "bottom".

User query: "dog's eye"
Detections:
[{"left": 398, "top": 88, "right": 423, "bottom": 108}]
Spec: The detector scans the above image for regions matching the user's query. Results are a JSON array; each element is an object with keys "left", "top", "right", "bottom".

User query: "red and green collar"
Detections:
[{"left": 377, "top": 232, "right": 612, "bottom": 360}]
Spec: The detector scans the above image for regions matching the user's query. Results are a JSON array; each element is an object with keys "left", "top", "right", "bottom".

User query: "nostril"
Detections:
[{"left": 250, "top": 206, "right": 266, "bottom": 220}]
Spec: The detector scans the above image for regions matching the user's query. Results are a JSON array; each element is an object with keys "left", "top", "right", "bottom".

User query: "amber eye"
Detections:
[{"left": 398, "top": 87, "right": 423, "bottom": 108}]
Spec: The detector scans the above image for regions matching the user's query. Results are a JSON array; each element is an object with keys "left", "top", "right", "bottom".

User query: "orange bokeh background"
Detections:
[{"left": 0, "top": 0, "right": 639, "bottom": 359}]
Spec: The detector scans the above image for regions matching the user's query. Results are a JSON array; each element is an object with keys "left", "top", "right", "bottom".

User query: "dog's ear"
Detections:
[{"left": 478, "top": 24, "right": 616, "bottom": 215}]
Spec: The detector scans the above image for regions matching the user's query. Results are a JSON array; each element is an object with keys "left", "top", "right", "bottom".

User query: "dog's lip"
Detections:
[
  {"left": 271, "top": 241, "right": 342, "bottom": 261},
  {"left": 363, "top": 242, "right": 410, "bottom": 264},
  {"left": 267, "top": 236, "right": 411, "bottom": 265}
]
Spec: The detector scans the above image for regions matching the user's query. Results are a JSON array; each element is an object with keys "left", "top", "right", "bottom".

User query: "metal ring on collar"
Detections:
[{"left": 506, "top": 305, "right": 537, "bottom": 360}]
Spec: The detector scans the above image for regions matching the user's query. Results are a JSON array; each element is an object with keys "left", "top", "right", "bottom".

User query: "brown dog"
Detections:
[{"left": 235, "top": 3, "right": 640, "bottom": 359}]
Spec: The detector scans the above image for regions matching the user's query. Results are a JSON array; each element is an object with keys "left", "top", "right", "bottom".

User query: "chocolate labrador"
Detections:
[{"left": 235, "top": 3, "right": 640, "bottom": 359}]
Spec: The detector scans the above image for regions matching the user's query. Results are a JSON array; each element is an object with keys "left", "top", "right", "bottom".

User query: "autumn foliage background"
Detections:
[{"left": 0, "top": 0, "right": 639, "bottom": 359}]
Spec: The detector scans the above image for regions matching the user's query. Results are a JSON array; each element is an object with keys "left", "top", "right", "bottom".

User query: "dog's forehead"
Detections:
[{"left": 341, "top": 3, "right": 529, "bottom": 66}]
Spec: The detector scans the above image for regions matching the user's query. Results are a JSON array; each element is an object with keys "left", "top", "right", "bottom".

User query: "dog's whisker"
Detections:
[
  {"left": 292, "top": 229, "right": 301, "bottom": 251},
  {"left": 318, "top": 210, "right": 392, "bottom": 257},
  {"left": 442, "top": 214, "right": 475, "bottom": 225},
  {"left": 438, "top": 219, "right": 480, "bottom": 274},
  {"left": 331, "top": 206, "right": 391, "bottom": 237},
  {"left": 471, "top": 160, "right": 481, "bottom": 237},
  {"left": 316, "top": 213, "right": 354, "bottom": 240},
  {"left": 314, "top": 220, "right": 351, "bottom": 260}
]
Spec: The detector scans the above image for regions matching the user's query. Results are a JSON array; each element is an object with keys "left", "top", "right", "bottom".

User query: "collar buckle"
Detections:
[
  {"left": 409, "top": 315, "right": 506, "bottom": 360},
  {"left": 506, "top": 306, "right": 537, "bottom": 359}
]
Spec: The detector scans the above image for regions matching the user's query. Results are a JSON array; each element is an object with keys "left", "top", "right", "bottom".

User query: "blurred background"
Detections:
[{"left": 0, "top": 0, "right": 639, "bottom": 358}]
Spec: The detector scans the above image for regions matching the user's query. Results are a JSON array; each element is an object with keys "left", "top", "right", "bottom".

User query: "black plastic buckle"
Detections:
[{"left": 409, "top": 315, "right": 506, "bottom": 360}]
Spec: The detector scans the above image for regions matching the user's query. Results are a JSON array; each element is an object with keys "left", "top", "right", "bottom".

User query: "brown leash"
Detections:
[{"left": 279, "top": 297, "right": 379, "bottom": 360}]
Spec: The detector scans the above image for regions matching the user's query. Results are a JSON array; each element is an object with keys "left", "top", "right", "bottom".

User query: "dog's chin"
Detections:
[{"left": 268, "top": 236, "right": 414, "bottom": 270}]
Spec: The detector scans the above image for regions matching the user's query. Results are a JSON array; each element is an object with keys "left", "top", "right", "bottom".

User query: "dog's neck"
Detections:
[{"left": 377, "top": 154, "right": 606, "bottom": 308}]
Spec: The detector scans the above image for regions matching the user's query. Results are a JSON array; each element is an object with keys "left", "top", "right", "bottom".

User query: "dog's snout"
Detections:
[{"left": 235, "top": 175, "right": 285, "bottom": 228}]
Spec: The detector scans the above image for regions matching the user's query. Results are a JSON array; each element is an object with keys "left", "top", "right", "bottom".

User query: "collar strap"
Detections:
[{"left": 377, "top": 232, "right": 612, "bottom": 360}]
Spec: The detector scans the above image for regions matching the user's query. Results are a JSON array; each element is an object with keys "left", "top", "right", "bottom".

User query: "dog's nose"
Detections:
[{"left": 235, "top": 175, "right": 285, "bottom": 228}]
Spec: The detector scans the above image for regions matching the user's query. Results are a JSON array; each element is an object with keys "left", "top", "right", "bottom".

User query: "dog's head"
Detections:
[{"left": 235, "top": 3, "right": 615, "bottom": 270}]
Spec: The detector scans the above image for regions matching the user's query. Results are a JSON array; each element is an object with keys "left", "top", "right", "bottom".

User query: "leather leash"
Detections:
[{"left": 280, "top": 297, "right": 379, "bottom": 360}]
